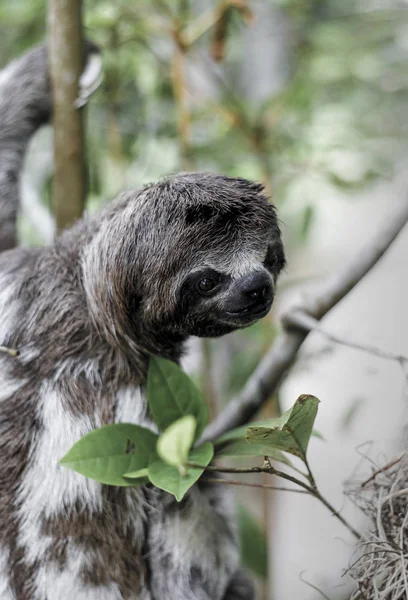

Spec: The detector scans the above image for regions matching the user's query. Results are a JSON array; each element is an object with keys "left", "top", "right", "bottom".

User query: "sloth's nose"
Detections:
[{"left": 240, "top": 272, "right": 272, "bottom": 303}]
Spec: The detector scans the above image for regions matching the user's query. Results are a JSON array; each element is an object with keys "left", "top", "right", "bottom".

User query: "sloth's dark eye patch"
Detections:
[
  {"left": 179, "top": 269, "right": 226, "bottom": 303},
  {"left": 263, "top": 243, "right": 286, "bottom": 273}
]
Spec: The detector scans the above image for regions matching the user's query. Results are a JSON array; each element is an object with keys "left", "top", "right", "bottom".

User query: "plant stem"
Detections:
[
  {"left": 286, "top": 426, "right": 318, "bottom": 490},
  {"left": 311, "top": 489, "right": 362, "bottom": 540},
  {"left": 187, "top": 462, "right": 314, "bottom": 493},
  {"left": 204, "top": 477, "right": 309, "bottom": 493},
  {"left": 187, "top": 462, "right": 362, "bottom": 540}
]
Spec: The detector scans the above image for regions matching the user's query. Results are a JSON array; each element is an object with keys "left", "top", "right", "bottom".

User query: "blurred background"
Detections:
[{"left": 2, "top": 0, "right": 408, "bottom": 598}]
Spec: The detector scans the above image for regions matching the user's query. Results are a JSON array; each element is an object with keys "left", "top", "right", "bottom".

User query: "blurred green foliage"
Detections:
[
  {"left": 1, "top": 0, "right": 408, "bottom": 215},
  {"left": 238, "top": 503, "right": 269, "bottom": 580}
]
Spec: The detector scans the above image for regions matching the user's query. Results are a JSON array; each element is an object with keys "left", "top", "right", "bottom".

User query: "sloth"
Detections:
[
  {"left": 0, "top": 45, "right": 285, "bottom": 600},
  {"left": 0, "top": 41, "right": 101, "bottom": 252}
]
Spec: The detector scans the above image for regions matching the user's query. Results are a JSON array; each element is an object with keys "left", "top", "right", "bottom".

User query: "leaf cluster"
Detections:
[{"left": 61, "top": 358, "right": 320, "bottom": 501}]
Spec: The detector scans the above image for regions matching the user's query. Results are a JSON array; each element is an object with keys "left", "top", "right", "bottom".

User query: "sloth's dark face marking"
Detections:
[
  {"left": 143, "top": 176, "right": 284, "bottom": 339},
  {"left": 83, "top": 172, "right": 285, "bottom": 355},
  {"left": 175, "top": 245, "right": 283, "bottom": 338}
]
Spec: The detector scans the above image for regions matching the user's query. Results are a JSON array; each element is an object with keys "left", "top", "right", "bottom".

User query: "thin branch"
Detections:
[
  {"left": 299, "top": 572, "right": 334, "bottom": 600},
  {"left": 184, "top": 6, "right": 223, "bottom": 46},
  {"left": 188, "top": 461, "right": 361, "bottom": 539},
  {"left": 361, "top": 456, "right": 403, "bottom": 488},
  {"left": 203, "top": 195, "right": 408, "bottom": 441},
  {"left": 187, "top": 462, "right": 315, "bottom": 493},
  {"left": 312, "top": 488, "right": 361, "bottom": 540},
  {"left": 287, "top": 310, "right": 408, "bottom": 366},
  {"left": 204, "top": 477, "right": 309, "bottom": 493},
  {"left": 170, "top": 22, "right": 192, "bottom": 168}
]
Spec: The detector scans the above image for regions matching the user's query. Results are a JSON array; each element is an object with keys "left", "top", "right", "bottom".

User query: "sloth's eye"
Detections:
[{"left": 198, "top": 278, "right": 217, "bottom": 294}]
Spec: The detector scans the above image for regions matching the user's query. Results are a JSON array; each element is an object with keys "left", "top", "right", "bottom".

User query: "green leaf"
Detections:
[
  {"left": 215, "top": 410, "right": 293, "bottom": 445},
  {"left": 214, "top": 438, "right": 294, "bottom": 467},
  {"left": 237, "top": 504, "right": 268, "bottom": 580},
  {"left": 123, "top": 467, "right": 149, "bottom": 480},
  {"left": 246, "top": 395, "right": 320, "bottom": 460},
  {"left": 147, "top": 357, "right": 208, "bottom": 440},
  {"left": 60, "top": 424, "right": 158, "bottom": 487},
  {"left": 157, "top": 415, "right": 196, "bottom": 468},
  {"left": 300, "top": 204, "right": 315, "bottom": 242},
  {"left": 148, "top": 442, "right": 214, "bottom": 502}
]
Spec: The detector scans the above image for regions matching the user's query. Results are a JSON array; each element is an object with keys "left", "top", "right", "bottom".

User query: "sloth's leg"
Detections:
[{"left": 147, "top": 485, "right": 240, "bottom": 600}]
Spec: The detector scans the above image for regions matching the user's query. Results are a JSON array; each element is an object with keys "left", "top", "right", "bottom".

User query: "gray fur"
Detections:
[
  {"left": 0, "top": 42, "right": 99, "bottom": 252},
  {"left": 0, "top": 46, "right": 285, "bottom": 600},
  {"left": 0, "top": 46, "right": 50, "bottom": 251}
]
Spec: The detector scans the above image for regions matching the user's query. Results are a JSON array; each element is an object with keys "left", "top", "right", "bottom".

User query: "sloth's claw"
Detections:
[{"left": 74, "top": 50, "right": 103, "bottom": 109}]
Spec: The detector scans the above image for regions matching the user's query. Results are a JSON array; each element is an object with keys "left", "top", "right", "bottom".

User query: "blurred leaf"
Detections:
[
  {"left": 148, "top": 442, "right": 214, "bottom": 502},
  {"left": 311, "top": 428, "right": 325, "bottom": 441},
  {"left": 237, "top": 504, "right": 268, "bottom": 580},
  {"left": 300, "top": 204, "right": 315, "bottom": 241},
  {"left": 157, "top": 415, "right": 196, "bottom": 468},
  {"left": 340, "top": 397, "right": 365, "bottom": 432},
  {"left": 326, "top": 170, "right": 378, "bottom": 191}
]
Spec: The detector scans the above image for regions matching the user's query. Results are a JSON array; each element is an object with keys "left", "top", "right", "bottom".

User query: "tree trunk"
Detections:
[{"left": 48, "top": 0, "right": 86, "bottom": 233}]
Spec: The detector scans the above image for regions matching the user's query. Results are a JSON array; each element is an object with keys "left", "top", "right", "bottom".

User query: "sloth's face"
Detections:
[
  {"left": 84, "top": 173, "right": 285, "bottom": 354},
  {"left": 129, "top": 175, "right": 286, "bottom": 341},
  {"left": 172, "top": 237, "right": 285, "bottom": 338}
]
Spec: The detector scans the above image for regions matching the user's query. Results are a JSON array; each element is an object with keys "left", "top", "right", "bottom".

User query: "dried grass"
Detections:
[{"left": 346, "top": 452, "right": 408, "bottom": 600}]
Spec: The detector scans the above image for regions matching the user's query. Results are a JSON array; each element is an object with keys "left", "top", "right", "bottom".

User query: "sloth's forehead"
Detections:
[
  {"left": 167, "top": 219, "right": 272, "bottom": 265},
  {"left": 188, "top": 243, "right": 267, "bottom": 278}
]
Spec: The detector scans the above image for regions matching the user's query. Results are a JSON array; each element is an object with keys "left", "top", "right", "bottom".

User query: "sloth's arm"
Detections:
[
  {"left": 0, "top": 45, "right": 51, "bottom": 252},
  {"left": 0, "top": 42, "right": 100, "bottom": 252}
]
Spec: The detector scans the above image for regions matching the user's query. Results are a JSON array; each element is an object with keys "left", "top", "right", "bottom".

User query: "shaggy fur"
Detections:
[
  {"left": 0, "top": 46, "right": 285, "bottom": 600},
  {"left": 0, "top": 42, "right": 99, "bottom": 252}
]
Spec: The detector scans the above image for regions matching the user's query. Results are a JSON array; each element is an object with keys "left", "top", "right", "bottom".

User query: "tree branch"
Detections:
[
  {"left": 188, "top": 461, "right": 361, "bottom": 539},
  {"left": 203, "top": 196, "right": 408, "bottom": 442},
  {"left": 48, "top": 0, "right": 87, "bottom": 233},
  {"left": 287, "top": 310, "right": 408, "bottom": 366},
  {"left": 204, "top": 477, "right": 309, "bottom": 493}
]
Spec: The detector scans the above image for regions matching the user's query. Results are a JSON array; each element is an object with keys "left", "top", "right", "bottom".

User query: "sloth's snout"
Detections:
[
  {"left": 239, "top": 271, "right": 272, "bottom": 304},
  {"left": 225, "top": 271, "right": 274, "bottom": 319}
]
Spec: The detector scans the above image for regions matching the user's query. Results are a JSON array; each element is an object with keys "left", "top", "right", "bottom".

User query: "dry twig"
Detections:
[{"left": 288, "top": 311, "right": 408, "bottom": 366}]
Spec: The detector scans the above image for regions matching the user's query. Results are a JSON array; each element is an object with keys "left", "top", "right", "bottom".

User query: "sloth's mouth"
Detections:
[{"left": 225, "top": 301, "right": 271, "bottom": 319}]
